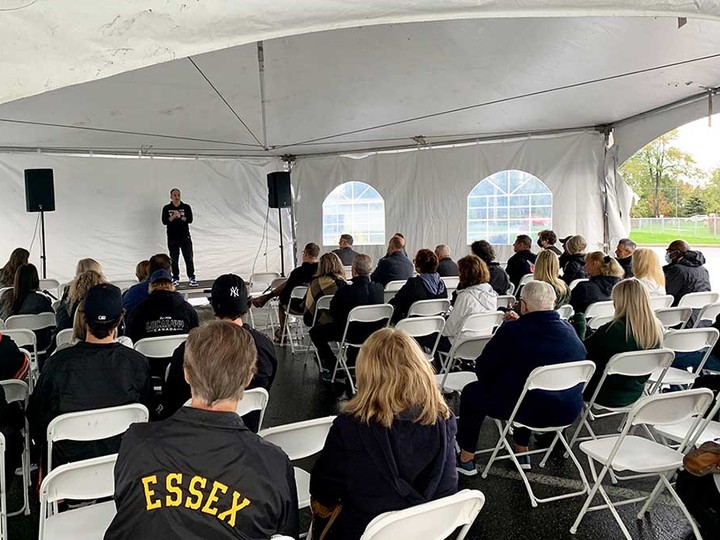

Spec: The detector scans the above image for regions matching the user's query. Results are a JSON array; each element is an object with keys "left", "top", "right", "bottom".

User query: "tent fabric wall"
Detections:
[
  {"left": 292, "top": 131, "right": 606, "bottom": 264},
  {"left": 0, "top": 154, "right": 287, "bottom": 283}
]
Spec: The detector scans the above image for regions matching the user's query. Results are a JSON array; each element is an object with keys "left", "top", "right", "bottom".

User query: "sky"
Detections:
[{"left": 674, "top": 113, "right": 720, "bottom": 175}]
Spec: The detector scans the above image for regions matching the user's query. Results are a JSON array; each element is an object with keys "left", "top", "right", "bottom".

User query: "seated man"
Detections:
[
  {"left": 615, "top": 238, "right": 636, "bottom": 278},
  {"left": 371, "top": 236, "right": 414, "bottom": 286},
  {"left": 332, "top": 234, "right": 359, "bottom": 266},
  {"left": 435, "top": 244, "right": 459, "bottom": 277},
  {"left": 0, "top": 332, "right": 30, "bottom": 381},
  {"left": 310, "top": 254, "right": 384, "bottom": 382},
  {"left": 105, "top": 321, "right": 298, "bottom": 539},
  {"left": 252, "top": 243, "right": 320, "bottom": 340},
  {"left": 506, "top": 234, "right": 537, "bottom": 290},
  {"left": 28, "top": 284, "right": 152, "bottom": 470},
  {"left": 123, "top": 253, "right": 172, "bottom": 314},
  {"left": 663, "top": 240, "right": 711, "bottom": 306},
  {"left": 537, "top": 230, "right": 563, "bottom": 257},
  {"left": 455, "top": 281, "right": 587, "bottom": 475},
  {"left": 162, "top": 274, "right": 277, "bottom": 430}
]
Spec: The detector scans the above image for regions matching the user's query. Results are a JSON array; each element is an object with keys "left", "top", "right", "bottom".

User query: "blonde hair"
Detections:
[
  {"left": 533, "top": 250, "right": 568, "bottom": 299},
  {"left": 75, "top": 258, "right": 102, "bottom": 277},
  {"left": 586, "top": 251, "right": 625, "bottom": 278},
  {"left": 344, "top": 328, "right": 450, "bottom": 428},
  {"left": 315, "top": 252, "right": 346, "bottom": 280},
  {"left": 72, "top": 306, "right": 87, "bottom": 342},
  {"left": 565, "top": 235, "right": 587, "bottom": 255},
  {"left": 612, "top": 279, "right": 663, "bottom": 350},
  {"left": 632, "top": 248, "right": 665, "bottom": 287},
  {"left": 68, "top": 270, "right": 106, "bottom": 306}
]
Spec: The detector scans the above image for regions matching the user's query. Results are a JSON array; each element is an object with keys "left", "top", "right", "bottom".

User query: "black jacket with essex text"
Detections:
[
  {"left": 161, "top": 202, "right": 193, "bottom": 240},
  {"left": 104, "top": 407, "right": 299, "bottom": 540}
]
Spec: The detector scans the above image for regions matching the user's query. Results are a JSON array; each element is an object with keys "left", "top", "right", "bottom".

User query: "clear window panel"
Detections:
[{"left": 323, "top": 181, "right": 385, "bottom": 245}]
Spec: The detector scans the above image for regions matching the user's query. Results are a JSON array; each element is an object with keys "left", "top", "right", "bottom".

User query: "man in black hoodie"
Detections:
[
  {"left": 664, "top": 240, "right": 711, "bottom": 306},
  {"left": 161, "top": 188, "right": 197, "bottom": 287},
  {"left": 506, "top": 235, "right": 537, "bottom": 290}
]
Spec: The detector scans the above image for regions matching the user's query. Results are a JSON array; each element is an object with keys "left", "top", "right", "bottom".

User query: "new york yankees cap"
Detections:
[{"left": 210, "top": 274, "right": 249, "bottom": 315}]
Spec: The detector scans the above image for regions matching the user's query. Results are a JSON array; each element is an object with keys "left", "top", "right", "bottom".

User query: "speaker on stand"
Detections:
[
  {"left": 24, "top": 169, "right": 55, "bottom": 279},
  {"left": 267, "top": 172, "right": 292, "bottom": 276}
]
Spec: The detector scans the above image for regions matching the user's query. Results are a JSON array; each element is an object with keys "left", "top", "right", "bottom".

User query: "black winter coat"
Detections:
[
  {"left": 570, "top": 275, "right": 621, "bottom": 314},
  {"left": 562, "top": 254, "right": 589, "bottom": 285},
  {"left": 389, "top": 275, "right": 447, "bottom": 323},
  {"left": 487, "top": 262, "right": 511, "bottom": 296},
  {"left": 371, "top": 252, "right": 414, "bottom": 287},
  {"left": 664, "top": 251, "right": 711, "bottom": 306},
  {"left": 506, "top": 250, "right": 537, "bottom": 289}
]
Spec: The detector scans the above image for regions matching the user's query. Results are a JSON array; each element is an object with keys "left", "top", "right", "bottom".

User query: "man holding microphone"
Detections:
[{"left": 162, "top": 188, "right": 198, "bottom": 287}]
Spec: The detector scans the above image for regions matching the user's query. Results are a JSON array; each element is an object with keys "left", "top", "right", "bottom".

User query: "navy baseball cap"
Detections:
[
  {"left": 211, "top": 274, "right": 249, "bottom": 314},
  {"left": 150, "top": 269, "right": 173, "bottom": 284},
  {"left": 84, "top": 284, "right": 123, "bottom": 323}
]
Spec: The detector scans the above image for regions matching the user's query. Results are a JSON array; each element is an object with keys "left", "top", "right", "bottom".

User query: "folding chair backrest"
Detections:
[
  {"left": 1, "top": 329, "right": 36, "bottom": 351},
  {"left": 664, "top": 327, "right": 720, "bottom": 353},
  {"left": 556, "top": 304, "right": 574, "bottom": 320},
  {"left": 519, "top": 274, "right": 534, "bottom": 287},
  {"left": 134, "top": 334, "right": 188, "bottom": 358},
  {"left": 5, "top": 313, "right": 56, "bottom": 332},
  {"left": 384, "top": 280, "right": 407, "bottom": 303},
  {"left": 343, "top": 305, "right": 394, "bottom": 347},
  {"left": 695, "top": 302, "right": 720, "bottom": 327},
  {"left": 525, "top": 361, "right": 596, "bottom": 392},
  {"left": 506, "top": 283, "right": 516, "bottom": 296},
  {"left": 259, "top": 415, "right": 336, "bottom": 461},
  {"left": 569, "top": 279, "right": 588, "bottom": 291},
  {"left": 249, "top": 272, "right": 281, "bottom": 295},
  {"left": 655, "top": 307, "right": 692, "bottom": 330},
  {"left": 395, "top": 316, "right": 445, "bottom": 338},
  {"left": 40, "top": 454, "right": 117, "bottom": 505},
  {"left": 584, "top": 301, "right": 614, "bottom": 320},
  {"left": 407, "top": 299, "right": 450, "bottom": 317},
  {"left": 496, "top": 295, "right": 515, "bottom": 309},
  {"left": 605, "top": 349, "right": 675, "bottom": 378},
  {"left": 587, "top": 314, "right": 614, "bottom": 330},
  {"left": 461, "top": 312, "right": 504, "bottom": 336},
  {"left": 628, "top": 388, "right": 714, "bottom": 428},
  {"left": 311, "top": 294, "right": 334, "bottom": 326},
  {"left": 236, "top": 388, "right": 269, "bottom": 429},
  {"left": 452, "top": 335, "right": 492, "bottom": 362},
  {"left": 0, "top": 379, "right": 29, "bottom": 405},
  {"left": 360, "top": 489, "right": 486, "bottom": 540},
  {"left": 287, "top": 286, "right": 308, "bottom": 315},
  {"left": 39, "top": 279, "right": 61, "bottom": 299},
  {"left": 678, "top": 291, "right": 720, "bottom": 310},
  {"left": 116, "top": 336, "right": 133, "bottom": 348},
  {"left": 441, "top": 276, "right": 460, "bottom": 291},
  {"left": 649, "top": 295, "right": 674, "bottom": 310},
  {"left": 55, "top": 328, "right": 74, "bottom": 351}
]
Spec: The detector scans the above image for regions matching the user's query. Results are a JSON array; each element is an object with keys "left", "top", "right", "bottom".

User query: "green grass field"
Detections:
[{"left": 630, "top": 228, "right": 720, "bottom": 246}]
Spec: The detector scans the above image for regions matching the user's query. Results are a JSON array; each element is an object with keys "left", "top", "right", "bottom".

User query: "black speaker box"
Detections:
[
  {"left": 24, "top": 169, "right": 56, "bottom": 212},
  {"left": 267, "top": 171, "right": 292, "bottom": 209}
]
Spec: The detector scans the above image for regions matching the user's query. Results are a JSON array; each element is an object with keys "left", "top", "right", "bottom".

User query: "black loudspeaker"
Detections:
[
  {"left": 267, "top": 171, "right": 292, "bottom": 209},
  {"left": 24, "top": 169, "right": 56, "bottom": 212}
]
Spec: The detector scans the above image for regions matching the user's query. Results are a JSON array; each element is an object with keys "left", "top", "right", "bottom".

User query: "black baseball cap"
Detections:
[
  {"left": 150, "top": 269, "right": 173, "bottom": 284},
  {"left": 84, "top": 284, "right": 123, "bottom": 323},
  {"left": 559, "top": 236, "right": 572, "bottom": 244},
  {"left": 211, "top": 274, "right": 249, "bottom": 315}
]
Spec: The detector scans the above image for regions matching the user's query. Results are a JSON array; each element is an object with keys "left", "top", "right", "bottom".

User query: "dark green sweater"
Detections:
[{"left": 583, "top": 319, "right": 652, "bottom": 407}]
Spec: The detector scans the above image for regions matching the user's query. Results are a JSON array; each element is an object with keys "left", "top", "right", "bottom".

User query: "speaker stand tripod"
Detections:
[
  {"left": 39, "top": 207, "right": 48, "bottom": 279},
  {"left": 277, "top": 207, "right": 285, "bottom": 277}
]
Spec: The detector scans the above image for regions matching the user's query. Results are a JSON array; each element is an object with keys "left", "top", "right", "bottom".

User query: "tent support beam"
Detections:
[
  {"left": 257, "top": 41, "right": 270, "bottom": 150},
  {"left": 609, "top": 87, "right": 720, "bottom": 129}
]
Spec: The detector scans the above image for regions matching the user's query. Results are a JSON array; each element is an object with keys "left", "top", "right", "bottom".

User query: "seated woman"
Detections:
[
  {"left": 583, "top": 279, "right": 664, "bottom": 407},
  {"left": 310, "top": 328, "right": 457, "bottom": 540},
  {"left": 561, "top": 235, "right": 589, "bottom": 285},
  {"left": 389, "top": 248, "right": 447, "bottom": 323},
  {"left": 471, "top": 240, "right": 510, "bottom": 296},
  {"left": 631, "top": 248, "right": 667, "bottom": 296},
  {"left": 533, "top": 250, "right": 570, "bottom": 307},
  {"left": 570, "top": 252, "right": 624, "bottom": 314},
  {"left": 55, "top": 269, "right": 106, "bottom": 332},
  {"left": 0, "top": 247, "right": 29, "bottom": 289},
  {"left": 304, "top": 252, "right": 346, "bottom": 327}
]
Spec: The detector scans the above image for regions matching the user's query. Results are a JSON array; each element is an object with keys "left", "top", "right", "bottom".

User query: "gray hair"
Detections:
[
  {"left": 520, "top": 281, "right": 557, "bottom": 312},
  {"left": 435, "top": 244, "right": 450, "bottom": 258},
  {"left": 565, "top": 235, "right": 587, "bottom": 255},
  {"left": 352, "top": 253, "right": 373, "bottom": 276},
  {"left": 618, "top": 238, "right": 637, "bottom": 251}
]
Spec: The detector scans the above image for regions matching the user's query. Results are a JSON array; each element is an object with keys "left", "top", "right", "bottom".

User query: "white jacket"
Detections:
[
  {"left": 638, "top": 277, "right": 666, "bottom": 296},
  {"left": 444, "top": 283, "right": 498, "bottom": 339}
]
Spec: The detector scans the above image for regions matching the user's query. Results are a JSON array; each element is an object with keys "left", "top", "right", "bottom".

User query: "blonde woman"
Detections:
[
  {"left": 310, "top": 329, "right": 457, "bottom": 540},
  {"left": 631, "top": 248, "right": 666, "bottom": 296},
  {"left": 533, "top": 250, "right": 570, "bottom": 306},
  {"left": 304, "top": 252, "right": 346, "bottom": 327},
  {"left": 570, "top": 251, "right": 624, "bottom": 314},
  {"left": 583, "top": 279, "right": 664, "bottom": 407},
  {"left": 561, "top": 235, "right": 589, "bottom": 285},
  {"left": 56, "top": 269, "right": 107, "bottom": 332}
]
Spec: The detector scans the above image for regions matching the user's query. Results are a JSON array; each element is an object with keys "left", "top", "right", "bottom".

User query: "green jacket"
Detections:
[{"left": 583, "top": 318, "right": 651, "bottom": 408}]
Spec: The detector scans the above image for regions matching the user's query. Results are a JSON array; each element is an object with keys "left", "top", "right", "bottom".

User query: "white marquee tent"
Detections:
[{"left": 1, "top": 1, "right": 719, "bottom": 280}]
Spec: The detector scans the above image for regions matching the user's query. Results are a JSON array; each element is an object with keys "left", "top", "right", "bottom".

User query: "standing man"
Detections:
[
  {"left": 162, "top": 188, "right": 197, "bottom": 287},
  {"left": 615, "top": 238, "right": 637, "bottom": 278}
]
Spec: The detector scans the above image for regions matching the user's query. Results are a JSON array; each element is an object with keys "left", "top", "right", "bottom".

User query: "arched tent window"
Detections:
[
  {"left": 322, "top": 181, "right": 385, "bottom": 246},
  {"left": 467, "top": 170, "right": 552, "bottom": 245}
]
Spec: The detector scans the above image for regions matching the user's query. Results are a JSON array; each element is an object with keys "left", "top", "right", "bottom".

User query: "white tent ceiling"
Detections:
[{"left": 0, "top": 3, "right": 719, "bottom": 157}]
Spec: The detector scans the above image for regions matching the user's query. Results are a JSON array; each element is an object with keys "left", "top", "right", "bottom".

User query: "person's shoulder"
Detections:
[{"left": 246, "top": 325, "right": 273, "bottom": 348}]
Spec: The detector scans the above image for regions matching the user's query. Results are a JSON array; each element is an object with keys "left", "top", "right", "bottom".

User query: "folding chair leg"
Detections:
[
  {"left": 637, "top": 472, "right": 670, "bottom": 519},
  {"left": 481, "top": 420, "right": 509, "bottom": 479},
  {"left": 655, "top": 474, "right": 704, "bottom": 540},
  {"left": 539, "top": 432, "right": 560, "bottom": 468},
  {"left": 571, "top": 458, "right": 613, "bottom": 535}
]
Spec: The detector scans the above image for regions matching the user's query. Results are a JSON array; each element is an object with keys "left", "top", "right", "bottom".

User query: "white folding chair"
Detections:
[
  {"left": 395, "top": 316, "right": 445, "bottom": 361},
  {"left": 184, "top": 387, "right": 270, "bottom": 431},
  {"left": 435, "top": 335, "right": 492, "bottom": 393},
  {"left": 570, "top": 389, "right": 715, "bottom": 540},
  {"left": 1, "top": 329, "right": 39, "bottom": 389},
  {"left": 506, "top": 283, "right": 516, "bottom": 296},
  {"left": 407, "top": 298, "right": 450, "bottom": 317},
  {"left": 46, "top": 403, "right": 149, "bottom": 473},
  {"left": 359, "top": 489, "right": 486, "bottom": 540},
  {"left": 248, "top": 272, "right": 282, "bottom": 330},
  {"left": 39, "top": 454, "right": 118, "bottom": 540},
  {"left": 134, "top": 334, "right": 189, "bottom": 390},
  {"left": 566, "top": 349, "right": 675, "bottom": 452},
  {"left": 441, "top": 276, "right": 460, "bottom": 294},
  {"left": 654, "top": 392, "right": 720, "bottom": 448},
  {"left": 304, "top": 294, "right": 334, "bottom": 369},
  {"left": 281, "top": 286, "right": 308, "bottom": 354},
  {"left": 584, "top": 301, "right": 614, "bottom": 320},
  {"left": 587, "top": 314, "right": 615, "bottom": 331},
  {"left": 39, "top": 279, "right": 61, "bottom": 300},
  {"left": 54, "top": 328, "right": 75, "bottom": 351},
  {"left": 383, "top": 280, "right": 407, "bottom": 303},
  {"left": 569, "top": 278, "right": 589, "bottom": 291},
  {"left": 694, "top": 301, "right": 720, "bottom": 328},
  {"left": 649, "top": 295, "right": 674, "bottom": 310},
  {"left": 647, "top": 328, "right": 720, "bottom": 389},
  {"left": 342, "top": 266, "right": 353, "bottom": 280},
  {"left": 460, "top": 311, "right": 504, "bottom": 337},
  {"left": 480, "top": 361, "right": 596, "bottom": 507},
  {"left": 654, "top": 307, "right": 692, "bottom": 330},
  {"left": 518, "top": 274, "right": 534, "bottom": 287},
  {"left": 556, "top": 304, "right": 574, "bottom": 320},
  {"left": 116, "top": 335, "right": 133, "bottom": 348},
  {"left": 0, "top": 380, "right": 31, "bottom": 517},
  {"left": 260, "top": 416, "right": 336, "bottom": 509},
  {"left": 5, "top": 313, "right": 56, "bottom": 356},
  {"left": 496, "top": 295, "right": 515, "bottom": 309},
  {"left": 332, "top": 305, "right": 394, "bottom": 393},
  {"left": 678, "top": 291, "right": 720, "bottom": 310}
]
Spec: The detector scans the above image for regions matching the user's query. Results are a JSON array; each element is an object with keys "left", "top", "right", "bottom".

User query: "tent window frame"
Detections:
[{"left": 322, "top": 181, "right": 386, "bottom": 246}]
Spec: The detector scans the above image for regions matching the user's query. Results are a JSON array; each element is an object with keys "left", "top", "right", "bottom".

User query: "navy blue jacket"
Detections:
[
  {"left": 122, "top": 279, "right": 150, "bottom": 314},
  {"left": 474, "top": 310, "right": 587, "bottom": 427},
  {"left": 371, "top": 252, "right": 414, "bottom": 287},
  {"left": 310, "top": 411, "right": 457, "bottom": 540}
]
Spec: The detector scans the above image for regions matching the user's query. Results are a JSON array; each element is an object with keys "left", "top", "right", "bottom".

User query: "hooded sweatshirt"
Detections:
[
  {"left": 664, "top": 250, "right": 711, "bottom": 306},
  {"left": 389, "top": 274, "right": 447, "bottom": 323},
  {"left": 125, "top": 290, "right": 199, "bottom": 343},
  {"left": 310, "top": 411, "right": 458, "bottom": 540},
  {"left": 570, "top": 275, "right": 621, "bottom": 314},
  {"left": 443, "top": 283, "right": 497, "bottom": 339}
]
